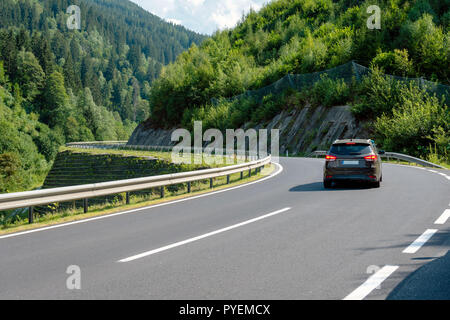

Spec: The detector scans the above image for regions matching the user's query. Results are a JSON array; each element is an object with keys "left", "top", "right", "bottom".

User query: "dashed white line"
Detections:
[
  {"left": 118, "top": 207, "right": 291, "bottom": 263},
  {"left": 402, "top": 229, "right": 438, "bottom": 254},
  {"left": 435, "top": 209, "right": 450, "bottom": 225},
  {"left": 343, "top": 265, "right": 399, "bottom": 300}
]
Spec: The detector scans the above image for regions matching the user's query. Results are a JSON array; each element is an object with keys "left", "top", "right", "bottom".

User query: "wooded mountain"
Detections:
[
  {"left": 149, "top": 0, "right": 449, "bottom": 127},
  {"left": 145, "top": 0, "right": 448, "bottom": 163},
  {"left": 0, "top": 0, "right": 206, "bottom": 193},
  {"left": 0, "top": 0, "right": 205, "bottom": 122}
]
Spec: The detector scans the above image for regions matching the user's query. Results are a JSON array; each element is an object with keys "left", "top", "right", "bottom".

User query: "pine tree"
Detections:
[
  {"left": 105, "top": 58, "right": 115, "bottom": 82},
  {"left": 63, "top": 53, "right": 78, "bottom": 91},
  {"left": 16, "top": 50, "right": 45, "bottom": 101},
  {"left": 41, "top": 71, "right": 69, "bottom": 127}
]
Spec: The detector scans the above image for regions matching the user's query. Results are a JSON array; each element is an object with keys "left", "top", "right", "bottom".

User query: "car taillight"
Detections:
[
  {"left": 364, "top": 154, "right": 378, "bottom": 161},
  {"left": 325, "top": 155, "right": 337, "bottom": 161}
]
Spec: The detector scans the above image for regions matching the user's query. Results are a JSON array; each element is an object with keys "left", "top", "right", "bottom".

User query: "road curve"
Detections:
[{"left": 0, "top": 157, "right": 449, "bottom": 299}]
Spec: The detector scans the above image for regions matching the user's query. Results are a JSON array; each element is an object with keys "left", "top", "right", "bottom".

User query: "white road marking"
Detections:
[
  {"left": 118, "top": 207, "right": 291, "bottom": 262},
  {"left": 343, "top": 265, "right": 399, "bottom": 300},
  {"left": 0, "top": 163, "right": 284, "bottom": 240},
  {"left": 402, "top": 229, "right": 438, "bottom": 254},
  {"left": 435, "top": 209, "right": 450, "bottom": 225}
]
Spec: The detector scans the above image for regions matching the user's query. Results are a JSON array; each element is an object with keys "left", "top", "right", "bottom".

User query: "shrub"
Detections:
[
  {"left": 374, "top": 85, "right": 448, "bottom": 159},
  {"left": 0, "top": 152, "right": 22, "bottom": 193},
  {"left": 309, "top": 75, "right": 350, "bottom": 107},
  {"left": 251, "top": 94, "right": 282, "bottom": 123},
  {"left": 351, "top": 68, "right": 404, "bottom": 119},
  {"left": 370, "top": 49, "right": 414, "bottom": 77}
]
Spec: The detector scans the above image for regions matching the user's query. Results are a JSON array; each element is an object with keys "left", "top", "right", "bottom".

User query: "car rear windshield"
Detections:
[{"left": 330, "top": 144, "right": 372, "bottom": 155}]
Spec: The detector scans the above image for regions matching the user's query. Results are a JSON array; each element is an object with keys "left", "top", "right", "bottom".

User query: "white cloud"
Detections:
[
  {"left": 185, "top": 0, "right": 206, "bottom": 6},
  {"left": 166, "top": 18, "right": 182, "bottom": 25},
  {"left": 210, "top": 0, "right": 262, "bottom": 30},
  {"left": 129, "top": 0, "right": 268, "bottom": 34}
]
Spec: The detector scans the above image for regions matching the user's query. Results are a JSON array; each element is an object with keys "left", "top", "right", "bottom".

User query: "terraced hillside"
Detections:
[{"left": 36, "top": 150, "right": 191, "bottom": 214}]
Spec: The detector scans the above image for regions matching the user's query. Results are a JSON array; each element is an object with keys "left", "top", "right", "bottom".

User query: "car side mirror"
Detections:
[{"left": 379, "top": 150, "right": 385, "bottom": 155}]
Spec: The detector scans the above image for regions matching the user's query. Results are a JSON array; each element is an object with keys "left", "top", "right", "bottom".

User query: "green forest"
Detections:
[
  {"left": 0, "top": 0, "right": 205, "bottom": 192},
  {"left": 1, "top": 0, "right": 449, "bottom": 193},
  {"left": 148, "top": 0, "right": 449, "bottom": 162}
]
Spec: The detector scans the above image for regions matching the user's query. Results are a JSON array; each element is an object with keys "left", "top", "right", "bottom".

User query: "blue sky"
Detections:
[{"left": 129, "top": 0, "right": 269, "bottom": 35}]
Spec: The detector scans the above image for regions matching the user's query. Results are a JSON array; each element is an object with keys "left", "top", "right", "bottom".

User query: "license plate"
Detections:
[{"left": 342, "top": 160, "right": 359, "bottom": 165}]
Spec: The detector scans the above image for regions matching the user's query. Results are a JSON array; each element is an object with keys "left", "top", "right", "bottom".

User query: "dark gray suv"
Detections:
[{"left": 323, "top": 139, "right": 384, "bottom": 188}]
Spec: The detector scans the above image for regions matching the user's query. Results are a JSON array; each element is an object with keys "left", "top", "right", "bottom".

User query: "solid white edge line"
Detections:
[
  {"left": 402, "top": 229, "right": 438, "bottom": 254},
  {"left": 435, "top": 209, "right": 450, "bottom": 225},
  {"left": 343, "top": 265, "right": 399, "bottom": 300},
  {"left": 0, "top": 163, "right": 284, "bottom": 240},
  {"left": 118, "top": 207, "right": 291, "bottom": 263}
]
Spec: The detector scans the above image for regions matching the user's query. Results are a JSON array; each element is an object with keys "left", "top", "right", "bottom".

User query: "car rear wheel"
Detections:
[
  {"left": 372, "top": 180, "right": 380, "bottom": 188},
  {"left": 324, "top": 180, "right": 332, "bottom": 189}
]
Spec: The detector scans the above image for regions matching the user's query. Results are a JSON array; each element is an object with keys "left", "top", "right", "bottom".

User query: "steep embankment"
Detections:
[
  {"left": 37, "top": 149, "right": 189, "bottom": 213},
  {"left": 127, "top": 104, "right": 368, "bottom": 154},
  {"left": 42, "top": 150, "right": 176, "bottom": 189}
]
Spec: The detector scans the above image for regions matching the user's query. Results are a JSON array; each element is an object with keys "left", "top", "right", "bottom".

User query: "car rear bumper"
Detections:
[{"left": 324, "top": 174, "right": 378, "bottom": 182}]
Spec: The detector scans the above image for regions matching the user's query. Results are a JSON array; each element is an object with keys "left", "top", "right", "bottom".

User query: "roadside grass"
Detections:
[{"left": 0, "top": 164, "right": 275, "bottom": 236}]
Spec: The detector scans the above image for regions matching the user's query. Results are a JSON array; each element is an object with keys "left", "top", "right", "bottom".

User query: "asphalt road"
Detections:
[{"left": 0, "top": 157, "right": 449, "bottom": 300}]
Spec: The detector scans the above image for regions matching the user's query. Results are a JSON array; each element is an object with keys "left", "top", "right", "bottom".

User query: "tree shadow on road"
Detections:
[
  {"left": 387, "top": 250, "right": 450, "bottom": 300},
  {"left": 353, "top": 229, "right": 450, "bottom": 300}
]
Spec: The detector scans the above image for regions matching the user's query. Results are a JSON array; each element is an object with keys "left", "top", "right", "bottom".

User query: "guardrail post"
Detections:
[
  {"left": 28, "top": 206, "right": 34, "bottom": 224},
  {"left": 248, "top": 169, "right": 252, "bottom": 177},
  {"left": 83, "top": 198, "right": 88, "bottom": 213},
  {"left": 240, "top": 172, "right": 243, "bottom": 180},
  {"left": 227, "top": 175, "right": 230, "bottom": 184},
  {"left": 126, "top": 192, "right": 130, "bottom": 205},
  {"left": 187, "top": 182, "right": 191, "bottom": 193},
  {"left": 210, "top": 178, "right": 213, "bottom": 189},
  {"left": 160, "top": 186, "right": 165, "bottom": 198}
]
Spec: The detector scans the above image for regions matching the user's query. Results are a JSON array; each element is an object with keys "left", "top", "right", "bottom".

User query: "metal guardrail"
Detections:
[
  {"left": 311, "top": 151, "right": 445, "bottom": 169},
  {"left": 0, "top": 155, "right": 271, "bottom": 223}
]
